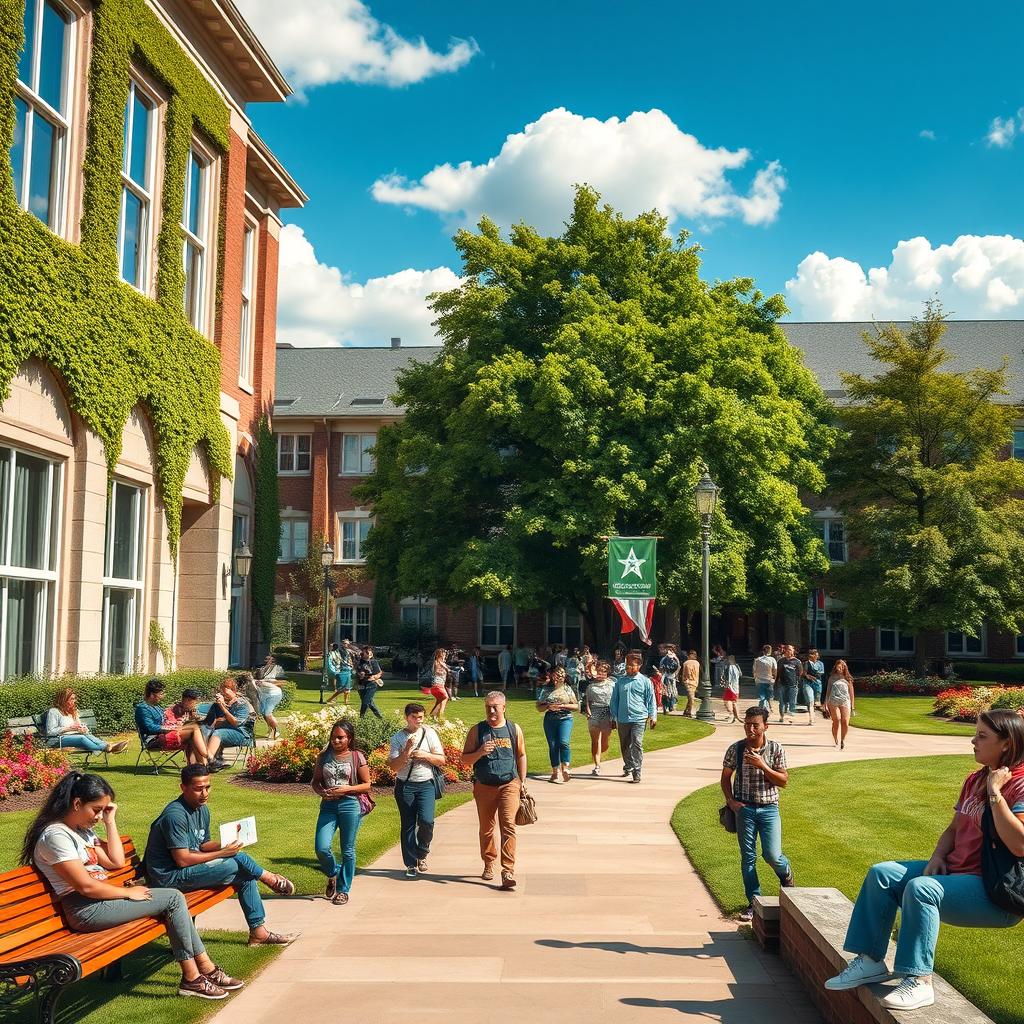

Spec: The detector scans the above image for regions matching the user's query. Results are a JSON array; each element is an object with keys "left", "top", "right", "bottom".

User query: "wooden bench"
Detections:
[
  {"left": 776, "top": 887, "right": 994, "bottom": 1024},
  {"left": 6, "top": 712, "right": 109, "bottom": 769},
  {"left": 0, "top": 836, "right": 232, "bottom": 1024}
]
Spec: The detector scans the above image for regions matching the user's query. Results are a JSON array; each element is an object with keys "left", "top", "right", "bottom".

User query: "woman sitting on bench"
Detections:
[
  {"left": 21, "top": 772, "right": 242, "bottom": 1000},
  {"left": 45, "top": 688, "right": 128, "bottom": 754},
  {"left": 825, "top": 710, "right": 1024, "bottom": 1011}
]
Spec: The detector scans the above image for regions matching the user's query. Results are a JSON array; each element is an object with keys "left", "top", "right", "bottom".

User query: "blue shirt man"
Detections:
[{"left": 610, "top": 651, "right": 657, "bottom": 784}]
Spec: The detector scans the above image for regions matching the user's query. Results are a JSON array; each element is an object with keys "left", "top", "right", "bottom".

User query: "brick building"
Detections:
[
  {"left": 0, "top": 0, "right": 303, "bottom": 679},
  {"left": 273, "top": 324, "right": 1024, "bottom": 670}
]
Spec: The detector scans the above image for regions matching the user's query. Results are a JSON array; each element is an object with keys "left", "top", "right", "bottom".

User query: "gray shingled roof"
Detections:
[{"left": 274, "top": 322, "right": 1024, "bottom": 417}]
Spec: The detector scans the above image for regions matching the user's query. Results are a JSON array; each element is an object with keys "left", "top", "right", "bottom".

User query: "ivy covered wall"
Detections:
[{"left": 0, "top": 0, "right": 234, "bottom": 551}]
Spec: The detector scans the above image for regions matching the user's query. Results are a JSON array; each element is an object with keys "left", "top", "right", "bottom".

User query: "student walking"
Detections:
[
  {"left": 22, "top": 772, "right": 242, "bottom": 1001},
  {"left": 778, "top": 644, "right": 803, "bottom": 723},
  {"left": 583, "top": 660, "right": 615, "bottom": 775},
  {"left": 803, "top": 647, "right": 825, "bottom": 714},
  {"left": 239, "top": 671, "right": 283, "bottom": 741},
  {"left": 428, "top": 647, "right": 449, "bottom": 720},
  {"left": 356, "top": 645, "right": 384, "bottom": 719},
  {"left": 680, "top": 650, "right": 701, "bottom": 718},
  {"left": 825, "top": 710, "right": 1024, "bottom": 1011},
  {"left": 469, "top": 647, "right": 486, "bottom": 697},
  {"left": 325, "top": 641, "right": 354, "bottom": 705},
  {"left": 825, "top": 659, "right": 856, "bottom": 748},
  {"left": 462, "top": 692, "right": 527, "bottom": 890},
  {"left": 497, "top": 644, "right": 513, "bottom": 692},
  {"left": 752, "top": 644, "right": 778, "bottom": 714},
  {"left": 723, "top": 655, "right": 742, "bottom": 722},
  {"left": 536, "top": 666, "right": 580, "bottom": 784},
  {"left": 658, "top": 644, "right": 680, "bottom": 714},
  {"left": 721, "top": 706, "right": 795, "bottom": 921},
  {"left": 311, "top": 719, "right": 372, "bottom": 905},
  {"left": 610, "top": 650, "right": 657, "bottom": 784}
]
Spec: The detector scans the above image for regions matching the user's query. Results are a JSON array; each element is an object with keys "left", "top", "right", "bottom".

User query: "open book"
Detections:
[{"left": 219, "top": 816, "right": 257, "bottom": 848}]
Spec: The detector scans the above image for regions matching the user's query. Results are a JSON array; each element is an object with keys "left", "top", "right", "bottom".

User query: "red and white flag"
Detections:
[{"left": 611, "top": 598, "right": 655, "bottom": 645}]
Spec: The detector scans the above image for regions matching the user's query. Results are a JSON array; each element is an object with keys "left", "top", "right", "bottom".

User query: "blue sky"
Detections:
[{"left": 237, "top": 0, "right": 1024, "bottom": 345}]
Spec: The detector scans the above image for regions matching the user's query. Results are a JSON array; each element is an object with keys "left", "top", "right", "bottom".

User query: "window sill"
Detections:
[
  {"left": 338, "top": 471, "right": 371, "bottom": 478},
  {"left": 238, "top": 379, "right": 254, "bottom": 396},
  {"left": 278, "top": 470, "right": 312, "bottom": 477},
  {"left": 338, "top": 559, "right": 367, "bottom": 566}
]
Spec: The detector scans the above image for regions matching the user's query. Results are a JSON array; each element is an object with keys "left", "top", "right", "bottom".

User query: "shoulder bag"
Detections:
[
  {"left": 504, "top": 723, "right": 536, "bottom": 826},
  {"left": 718, "top": 740, "right": 746, "bottom": 833},
  {"left": 981, "top": 801, "right": 1024, "bottom": 916},
  {"left": 410, "top": 727, "right": 447, "bottom": 799},
  {"left": 349, "top": 751, "right": 376, "bottom": 816}
]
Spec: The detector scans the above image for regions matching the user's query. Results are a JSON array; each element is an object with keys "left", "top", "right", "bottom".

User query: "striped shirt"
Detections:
[{"left": 723, "top": 739, "right": 787, "bottom": 805}]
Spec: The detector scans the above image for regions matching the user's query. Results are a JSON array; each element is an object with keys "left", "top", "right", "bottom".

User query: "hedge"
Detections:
[{"left": 0, "top": 671, "right": 295, "bottom": 734}]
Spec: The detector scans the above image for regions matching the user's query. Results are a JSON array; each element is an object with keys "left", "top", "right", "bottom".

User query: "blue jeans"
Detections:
[
  {"left": 736, "top": 803, "right": 791, "bottom": 903},
  {"left": 212, "top": 727, "right": 249, "bottom": 748},
  {"left": 395, "top": 779, "right": 436, "bottom": 867},
  {"left": 543, "top": 712, "right": 574, "bottom": 767},
  {"left": 844, "top": 860, "right": 1020, "bottom": 976},
  {"left": 49, "top": 733, "right": 107, "bottom": 752},
  {"left": 151, "top": 851, "right": 267, "bottom": 930},
  {"left": 315, "top": 797, "right": 362, "bottom": 893},
  {"left": 359, "top": 687, "right": 382, "bottom": 719},
  {"left": 801, "top": 682, "right": 815, "bottom": 715},
  {"left": 757, "top": 682, "right": 774, "bottom": 712},
  {"left": 781, "top": 684, "right": 798, "bottom": 715}
]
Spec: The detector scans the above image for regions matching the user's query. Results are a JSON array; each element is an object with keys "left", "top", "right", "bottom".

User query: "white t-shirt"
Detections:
[
  {"left": 389, "top": 726, "right": 443, "bottom": 783},
  {"left": 753, "top": 656, "right": 777, "bottom": 683},
  {"left": 33, "top": 823, "right": 108, "bottom": 897}
]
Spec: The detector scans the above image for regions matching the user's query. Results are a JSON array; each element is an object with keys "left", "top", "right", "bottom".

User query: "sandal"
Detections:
[
  {"left": 247, "top": 931, "right": 296, "bottom": 947},
  {"left": 269, "top": 875, "right": 295, "bottom": 896},
  {"left": 331, "top": 891, "right": 350, "bottom": 905}
]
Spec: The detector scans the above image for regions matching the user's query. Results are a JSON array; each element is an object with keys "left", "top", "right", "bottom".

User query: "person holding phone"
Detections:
[
  {"left": 200, "top": 678, "right": 253, "bottom": 769},
  {"left": 536, "top": 666, "right": 580, "bottom": 784}
]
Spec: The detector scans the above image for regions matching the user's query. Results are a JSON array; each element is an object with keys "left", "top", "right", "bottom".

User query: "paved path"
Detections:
[{"left": 200, "top": 707, "right": 971, "bottom": 1024}]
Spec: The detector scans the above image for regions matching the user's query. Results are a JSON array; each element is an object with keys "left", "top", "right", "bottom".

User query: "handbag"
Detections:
[
  {"left": 719, "top": 740, "right": 745, "bottom": 833},
  {"left": 516, "top": 784, "right": 538, "bottom": 826},
  {"left": 981, "top": 801, "right": 1024, "bottom": 916},
  {"left": 349, "top": 751, "right": 376, "bottom": 816},
  {"left": 407, "top": 728, "right": 447, "bottom": 799}
]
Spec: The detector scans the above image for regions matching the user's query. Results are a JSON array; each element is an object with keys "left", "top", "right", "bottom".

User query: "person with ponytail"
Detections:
[
  {"left": 21, "top": 772, "right": 242, "bottom": 1000},
  {"left": 825, "top": 710, "right": 1024, "bottom": 1011}
]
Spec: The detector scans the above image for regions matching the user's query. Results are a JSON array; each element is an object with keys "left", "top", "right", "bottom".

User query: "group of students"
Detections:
[
  {"left": 324, "top": 640, "right": 385, "bottom": 718},
  {"left": 424, "top": 645, "right": 487, "bottom": 720}
]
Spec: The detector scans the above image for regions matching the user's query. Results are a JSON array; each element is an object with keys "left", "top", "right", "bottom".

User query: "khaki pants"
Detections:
[
  {"left": 473, "top": 779, "right": 520, "bottom": 874},
  {"left": 682, "top": 679, "right": 698, "bottom": 716}
]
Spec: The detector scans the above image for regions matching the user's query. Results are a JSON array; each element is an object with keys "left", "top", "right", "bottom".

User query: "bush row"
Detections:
[
  {"left": 855, "top": 670, "right": 1024, "bottom": 695},
  {"left": 0, "top": 671, "right": 296, "bottom": 734},
  {"left": 933, "top": 686, "right": 1024, "bottom": 722},
  {"left": 0, "top": 733, "right": 70, "bottom": 800}
]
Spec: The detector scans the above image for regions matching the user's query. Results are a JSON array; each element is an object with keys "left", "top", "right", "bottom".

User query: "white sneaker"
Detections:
[
  {"left": 880, "top": 977, "right": 934, "bottom": 1011},
  {"left": 824, "top": 954, "right": 891, "bottom": 991}
]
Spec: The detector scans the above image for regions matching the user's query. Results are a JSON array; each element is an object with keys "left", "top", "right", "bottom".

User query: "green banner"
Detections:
[{"left": 608, "top": 537, "right": 657, "bottom": 599}]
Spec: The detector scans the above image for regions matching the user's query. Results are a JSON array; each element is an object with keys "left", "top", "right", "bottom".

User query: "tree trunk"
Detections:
[
  {"left": 583, "top": 591, "right": 612, "bottom": 655},
  {"left": 664, "top": 603, "right": 682, "bottom": 647},
  {"left": 914, "top": 633, "right": 928, "bottom": 677}
]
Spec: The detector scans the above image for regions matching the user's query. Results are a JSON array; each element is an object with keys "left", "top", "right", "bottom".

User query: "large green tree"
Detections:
[
  {"left": 829, "top": 303, "right": 1024, "bottom": 670},
  {"left": 360, "top": 188, "right": 835, "bottom": 646}
]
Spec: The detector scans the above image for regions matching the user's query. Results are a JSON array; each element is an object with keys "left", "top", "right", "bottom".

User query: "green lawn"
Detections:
[
  {"left": 672, "top": 755, "right": 1022, "bottom": 1024},
  {"left": 852, "top": 695, "right": 975, "bottom": 736}
]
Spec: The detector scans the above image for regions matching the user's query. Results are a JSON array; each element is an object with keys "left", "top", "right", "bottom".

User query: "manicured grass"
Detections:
[
  {"left": 851, "top": 695, "right": 974, "bottom": 736},
  {"left": 672, "top": 755, "right": 1022, "bottom": 1024}
]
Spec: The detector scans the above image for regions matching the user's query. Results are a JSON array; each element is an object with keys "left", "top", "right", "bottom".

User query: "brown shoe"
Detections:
[
  {"left": 269, "top": 875, "right": 295, "bottom": 896},
  {"left": 179, "top": 976, "right": 227, "bottom": 1000},
  {"left": 247, "top": 930, "right": 296, "bottom": 947},
  {"left": 204, "top": 966, "right": 244, "bottom": 991},
  {"left": 500, "top": 871, "right": 517, "bottom": 890},
  {"left": 325, "top": 876, "right": 338, "bottom": 901},
  {"left": 481, "top": 864, "right": 495, "bottom": 881},
  {"left": 108, "top": 740, "right": 129, "bottom": 754}
]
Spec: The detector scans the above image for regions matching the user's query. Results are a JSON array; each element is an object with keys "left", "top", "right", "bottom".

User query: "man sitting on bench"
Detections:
[{"left": 144, "top": 763, "right": 296, "bottom": 947}]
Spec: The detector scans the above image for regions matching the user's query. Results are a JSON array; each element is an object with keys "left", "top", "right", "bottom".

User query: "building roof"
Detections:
[
  {"left": 780, "top": 320, "right": 1024, "bottom": 403},
  {"left": 274, "top": 321, "right": 1024, "bottom": 419},
  {"left": 273, "top": 344, "right": 441, "bottom": 419},
  {"left": 247, "top": 129, "right": 307, "bottom": 209}
]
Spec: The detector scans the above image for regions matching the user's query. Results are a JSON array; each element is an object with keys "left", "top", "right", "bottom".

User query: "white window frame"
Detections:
[
  {"left": 181, "top": 141, "right": 214, "bottom": 332},
  {"left": 276, "top": 433, "right": 311, "bottom": 475},
  {"left": 238, "top": 218, "right": 257, "bottom": 389},
  {"left": 479, "top": 603, "right": 516, "bottom": 648},
  {"left": 336, "top": 604, "right": 371, "bottom": 644},
  {"left": 807, "top": 594, "right": 847, "bottom": 654},
  {"left": 337, "top": 513, "right": 372, "bottom": 564},
  {"left": 101, "top": 480, "right": 146, "bottom": 674},
  {"left": 340, "top": 433, "right": 376, "bottom": 476},
  {"left": 946, "top": 629, "right": 985, "bottom": 658},
  {"left": 546, "top": 606, "right": 582, "bottom": 648},
  {"left": 0, "top": 445, "right": 63, "bottom": 681},
  {"left": 812, "top": 510, "right": 847, "bottom": 563},
  {"left": 278, "top": 514, "right": 309, "bottom": 563},
  {"left": 12, "top": 0, "right": 77, "bottom": 235},
  {"left": 118, "top": 76, "right": 159, "bottom": 292},
  {"left": 399, "top": 596, "right": 437, "bottom": 634},
  {"left": 877, "top": 623, "right": 915, "bottom": 656}
]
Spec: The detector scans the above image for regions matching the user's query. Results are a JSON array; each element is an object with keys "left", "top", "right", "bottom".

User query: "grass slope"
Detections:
[
  {"left": 672, "top": 755, "right": 1022, "bottom": 1024},
  {"left": 852, "top": 696, "right": 974, "bottom": 736}
]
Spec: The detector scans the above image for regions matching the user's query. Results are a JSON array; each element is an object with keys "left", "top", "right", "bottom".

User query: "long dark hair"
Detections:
[
  {"left": 320, "top": 719, "right": 356, "bottom": 761},
  {"left": 20, "top": 772, "right": 114, "bottom": 865},
  {"left": 979, "top": 710, "right": 1024, "bottom": 769}
]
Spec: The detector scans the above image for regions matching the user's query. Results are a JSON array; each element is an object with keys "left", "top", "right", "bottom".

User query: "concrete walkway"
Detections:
[{"left": 199, "top": 708, "right": 972, "bottom": 1024}]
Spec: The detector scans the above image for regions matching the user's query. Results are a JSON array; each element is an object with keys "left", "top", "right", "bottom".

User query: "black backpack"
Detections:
[{"left": 981, "top": 803, "right": 1024, "bottom": 916}]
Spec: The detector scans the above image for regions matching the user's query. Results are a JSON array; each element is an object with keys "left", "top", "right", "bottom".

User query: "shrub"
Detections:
[
  {"left": 858, "top": 672, "right": 947, "bottom": 696},
  {"left": 992, "top": 688, "right": 1024, "bottom": 712},
  {"left": 0, "top": 733, "right": 70, "bottom": 800},
  {"left": 245, "top": 736, "right": 318, "bottom": 783},
  {"left": 366, "top": 745, "right": 395, "bottom": 784},
  {"left": 0, "top": 671, "right": 295, "bottom": 734},
  {"left": 933, "top": 685, "right": 1024, "bottom": 721}
]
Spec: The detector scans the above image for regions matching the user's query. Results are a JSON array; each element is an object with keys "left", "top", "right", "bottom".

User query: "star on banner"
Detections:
[{"left": 618, "top": 546, "right": 647, "bottom": 579}]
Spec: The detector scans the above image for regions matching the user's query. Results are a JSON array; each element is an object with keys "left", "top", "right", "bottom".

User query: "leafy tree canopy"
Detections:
[
  {"left": 360, "top": 188, "right": 835, "bottom": 635},
  {"left": 829, "top": 302, "right": 1024, "bottom": 654}
]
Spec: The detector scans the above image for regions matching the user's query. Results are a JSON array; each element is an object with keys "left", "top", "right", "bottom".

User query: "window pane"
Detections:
[
  {"left": 0, "top": 448, "right": 9, "bottom": 559},
  {"left": 120, "top": 188, "right": 144, "bottom": 285},
  {"left": 898, "top": 631, "right": 914, "bottom": 652},
  {"left": 361, "top": 434, "right": 375, "bottom": 473},
  {"left": 1014, "top": 430, "right": 1024, "bottom": 460},
  {"left": 38, "top": 0, "right": 68, "bottom": 112},
  {"left": 296, "top": 436, "right": 310, "bottom": 471},
  {"left": 186, "top": 151, "right": 202, "bottom": 235},
  {"left": 10, "top": 451, "right": 49, "bottom": 569},
  {"left": 183, "top": 241, "right": 201, "bottom": 324},
  {"left": 293, "top": 519, "right": 308, "bottom": 559},
  {"left": 18, "top": 0, "right": 35, "bottom": 85},
  {"left": 4, "top": 579, "right": 46, "bottom": 679},
  {"left": 342, "top": 521, "right": 356, "bottom": 560},
  {"left": 128, "top": 89, "right": 150, "bottom": 186},
  {"left": 27, "top": 112, "right": 56, "bottom": 224},
  {"left": 104, "top": 587, "right": 134, "bottom": 673},
  {"left": 109, "top": 483, "right": 140, "bottom": 580},
  {"left": 358, "top": 520, "right": 371, "bottom": 546},
  {"left": 342, "top": 435, "right": 359, "bottom": 472},
  {"left": 12, "top": 98, "right": 27, "bottom": 206},
  {"left": 1018, "top": 635, "right": 1024, "bottom": 656}
]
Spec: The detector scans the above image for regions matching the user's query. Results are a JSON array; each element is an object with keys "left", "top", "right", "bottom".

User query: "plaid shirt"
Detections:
[{"left": 723, "top": 739, "right": 787, "bottom": 805}]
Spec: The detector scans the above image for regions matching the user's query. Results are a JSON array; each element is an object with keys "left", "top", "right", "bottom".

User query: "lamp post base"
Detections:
[{"left": 695, "top": 682, "right": 717, "bottom": 721}]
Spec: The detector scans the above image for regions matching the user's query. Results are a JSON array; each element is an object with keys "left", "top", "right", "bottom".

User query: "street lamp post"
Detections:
[
  {"left": 319, "top": 542, "right": 334, "bottom": 704},
  {"left": 694, "top": 472, "right": 720, "bottom": 721}
]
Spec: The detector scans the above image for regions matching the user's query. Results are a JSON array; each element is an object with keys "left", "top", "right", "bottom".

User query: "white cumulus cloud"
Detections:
[
  {"left": 785, "top": 235, "right": 1024, "bottom": 320},
  {"left": 235, "top": 0, "right": 477, "bottom": 93},
  {"left": 371, "top": 107, "right": 786, "bottom": 233},
  {"left": 276, "top": 224, "right": 460, "bottom": 346},
  {"left": 986, "top": 114, "right": 1018, "bottom": 148}
]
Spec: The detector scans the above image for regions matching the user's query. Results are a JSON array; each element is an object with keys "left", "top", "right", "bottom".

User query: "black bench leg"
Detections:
[
  {"left": 1, "top": 956, "right": 80, "bottom": 1024},
  {"left": 101, "top": 961, "right": 123, "bottom": 982},
  {"left": 40, "top": 983, "right": 65, "bottom": 1024}
]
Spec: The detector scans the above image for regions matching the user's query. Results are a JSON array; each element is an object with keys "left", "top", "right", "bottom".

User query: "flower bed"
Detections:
[
  {"left": 934, "top": 685, "right": 1024, "bottom": 722},
  {"left": 0, "top": 732, "right": 70, "bottom": 800},
  {"left": 857, "top": 671, "right": 948, "bottom": 695}
]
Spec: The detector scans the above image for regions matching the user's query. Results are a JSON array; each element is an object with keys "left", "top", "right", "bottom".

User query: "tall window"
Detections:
[
  {"left": 341, "top": 433, "right": 376, "bottom": 475},
  {"left": 101, "top": 481, "right": 145, "bottom": 674},
  {"left": 878, "top": 624, "right": 914, "bottom": 655},
  {"left": 0, "top": 446, "right": 62, "bottom": 681},
  {"left": 1013, "top": 429, "right": 1024, "bottom": 460},
  {"left": 12, "top": 0, "right": 74, "bottom": 231},
  {"left": 947, "top": 630, "right": 983, "bottom": 656},
  {"left": 278, "top": 516, "right": 309, "bottom": 562},
  {"left": 181, "top": 146, "right": 209, "bottom": 329},
  {"left": 480, "top": 603, "right": 515, "bottom": 646},
  {"left": 239, "top": 222, "right": 256, "bottom": 386},
  {"left": 812, "top": 609, "right": 846, "bottom": 653},
  {"left": 547, "top": 606, "right": 582, "bottom": 647},
  {"left": 118, "top": 80, "right": 156, "bottom": 289},
  {"left": 277, "top": 434, "right": 310, "bottom": 474},
  {"left": 813, "top": 517, "right": 847, "bottom": 562},
  {"left": 340, "top": 517, "right": 371, "bottom": 562},
  {"left": 400, "top": 601, "right": 436, "bottom": 633},
  {"left": 337, "top": 605, "right": 370, "bottom": 644}
]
